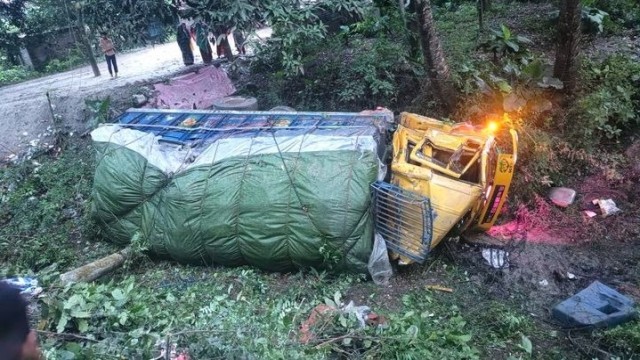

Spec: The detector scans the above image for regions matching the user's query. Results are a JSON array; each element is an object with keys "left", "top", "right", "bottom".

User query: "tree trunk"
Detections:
[
  {"left": 417, "top": 0, "right": 457, "bottom": 112},
  {"left": 553, "top": 0, "right": 581, "bottom": 95},
  {"left": 406, "top": 0, "right": 422, "bottom": 59},
  {"left": 477, "top": 0, "right": 484, "bottom": 33},
  {"left": 78, "top": 26, "right": 101, "bottom": 77}
]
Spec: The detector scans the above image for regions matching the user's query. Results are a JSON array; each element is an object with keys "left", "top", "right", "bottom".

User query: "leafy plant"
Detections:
[
  {"left": 0, "top": 66, "right": 37, "bottom": 86},
  {"left": 598, "top": 320, "right": 640, "bottom": 357},
  {"left": 563, "top": 55, "right": 640, "bottom": 144},
  {"left": 585, "top": 0, "right": 640, "bottom": 30},
  {"left": 249, "top": 5, "right": 420, "bottom": 112},
  {"left": 479, "top": 25, "right": 533, "bottom": 62},
  {"left": 84, "top": 97, "right": 111, "bottom": 130},
  {"left": 0, "top": 139, "right": 114, "bottom": 274}
]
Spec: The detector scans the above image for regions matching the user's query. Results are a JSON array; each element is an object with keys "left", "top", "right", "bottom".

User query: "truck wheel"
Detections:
[
  {"left": 213, "top": 96, "right": 258, "bottom": 111},
  {"left": 269, "top": 106, "right": 296, "bottom": 112}
]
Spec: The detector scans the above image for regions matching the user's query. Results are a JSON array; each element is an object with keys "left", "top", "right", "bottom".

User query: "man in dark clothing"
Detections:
[
  {"left": 0, "top": 282, "right": 41, "bottom": 360},
  {"left": 177, "top": 23, "right": 194, "bottom": 66},
  {"left": 99, "top": 32, "right": 118, "bottom": 78},
  {"left": 233, "top": 28, "right": 246, "bottom": 55},
  {"left": 193, "top": 21, "right": 213, "bottom": 64}
]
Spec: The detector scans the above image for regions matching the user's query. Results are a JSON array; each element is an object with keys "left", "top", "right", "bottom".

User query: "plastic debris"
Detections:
[
  {"left": 368, "top": 234, "right": 393, "bottom": 286},
  {"left": 2, "top": 277, "right": 42, "bottom": 297},
  {"left": 552, "top": 281, "right": 636, "bottom": 328},
  {"left": 584, "top": 210, "right": 597, "bottom": 218},
  {"left": 597, "top": 199, "right": 621, "bottom": 217},
  {"left": 567, "top": 272, "right": 576, "bottom": 280},
  {"left": 132, "top": 94, "right": 147, "bottom": 107},
  {"left": 549, "top": 187, "right": 577, "bottom": 207},
  {"left": 342, "top": 301, "right": 372, "bottom": 329},
  {"left": 299, "top": 301, "right": 387, "bottom": 344},
  {"left": 539, "top": 279, "right": 549, "bottom": 287},
  {"left": 482, "top": 248, "right": 509, "bottom": 269}
]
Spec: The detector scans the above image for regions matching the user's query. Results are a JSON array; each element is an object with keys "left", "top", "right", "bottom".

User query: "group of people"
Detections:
[
  {"left": 177, "top": 21, "right": 246, "bottom": 66},
  {"left": 96, "top": 21, "right": 249, "bottom": 79}
]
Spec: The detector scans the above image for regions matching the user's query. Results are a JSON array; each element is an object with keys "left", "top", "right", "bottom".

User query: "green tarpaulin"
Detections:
[{"left": 90, "top": 110, "right": 391, "bottom": 272}]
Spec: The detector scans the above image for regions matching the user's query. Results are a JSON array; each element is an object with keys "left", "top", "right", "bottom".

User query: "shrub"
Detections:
[
  {"left": 43, "top": 49, "right": 86, "bottom": 74},
  {"left": 0, "top": 66, "right": 37, "bottom": 86},
  {"left": 562, "top": 55, "right": 640, "bottom": 146},
  {"left": 249, "top": 4, "right": 420, "bottom": 111},
  {"left": 598, "top": 321, "right": 640, "bottom": 357},
  {"left": 588, "top": 0, "right": 640, "bottom": 29},
  {"left": 0, "top": 139, "right": 113, "bottom": 274}
]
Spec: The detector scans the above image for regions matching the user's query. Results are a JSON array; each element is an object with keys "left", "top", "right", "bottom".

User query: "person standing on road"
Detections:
[
  {"left": 193, "top": 21, "right": 213, "bottom": 64},
  {"left": 233, "top": 26, "right": 246, "bottom": 55},
  {"left": 177, "top": 22, "right": 194, "bottom": 66},
  {"left": 99, "top": 32, "right": 118, "bottom": 78}
]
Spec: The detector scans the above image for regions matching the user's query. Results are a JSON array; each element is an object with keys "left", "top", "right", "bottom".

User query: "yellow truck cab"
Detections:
[{"left": 378, "top": 112, "right": 518, "bottom": 264}]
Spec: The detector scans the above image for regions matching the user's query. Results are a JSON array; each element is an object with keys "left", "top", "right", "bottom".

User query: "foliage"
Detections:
[
  {"left": 25, "top": 0, "right": 176, "bottom": 51},
  {"left": 309, "top": 292, "right": 480, "bottom": 359},
  {"left": 479, "top": 24, "right": 533, "bottom": 62},
  {"left": 84, "top": 97, "right": 112, "bottom": 130},
  {"left": 43, "top": 48, "right": 86, "bottom": 74},
  {"left": 0, "top": 139, "right": 114, "bottom": 275},
  {"left": 0, "top": 65, "right": 37, "bottom": 86},
  {"left": 598, "top": 320, "right": 640, "bottom": 357},
  {"left": 35, "top": 266, "right": 499, "bottom": 359},
  {"left": 550, "top": 2, "right": 620, "bottom": 35},
  {"left": 38, "top": 268, "right": 354, "bottom": 359},
  {"left": 562, "top": 55, "right": 640, "bottom": 145},
  {"left": 456, "top": 24, "right": 560, "bottom": 124},
  {"left": 248, "top": 3, "right": 420, "bottom": 111},
  {"left": 264, "top": 0, "right": 369, "bottom": 76},
  {"left": 432, "top": 3, "right": 478, "bottom": 69},
  {"left": 0, "top": 0, "right": 27, "bottom": 57},
  {"left": 585, "top": 0, "right": 640, "bottom": 30}
]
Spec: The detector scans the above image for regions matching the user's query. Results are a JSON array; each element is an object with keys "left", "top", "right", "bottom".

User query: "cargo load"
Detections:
[{"left": 90, "top": 109, "right": 392, "bottom": 272}]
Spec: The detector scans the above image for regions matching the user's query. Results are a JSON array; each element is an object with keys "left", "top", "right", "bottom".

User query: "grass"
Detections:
[
  {"left": 0, "top": 133, "right": 635, "bottom": 359},
  {"left": 0, "top": 138, "right": 545, "bottom": 359},
  {"left": 434, "top": 3, "right": 480, "bottom": 71},
  {"left": 0, "top": 139, "right": 116, "bottom": 277}
]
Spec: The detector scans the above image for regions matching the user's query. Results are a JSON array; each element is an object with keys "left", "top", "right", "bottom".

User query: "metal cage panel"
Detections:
[{"left": 371, "top": 181, "right": 433, "bottom": 263}]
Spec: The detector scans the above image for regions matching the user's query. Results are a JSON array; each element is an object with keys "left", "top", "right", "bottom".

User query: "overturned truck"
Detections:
[{"left": 90, "top": 109, "right": 517, "bottom": 273}]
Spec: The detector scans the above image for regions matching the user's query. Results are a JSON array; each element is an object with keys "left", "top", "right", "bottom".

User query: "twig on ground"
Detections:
[{"left": 37, "top": 330, "right": 98, "bottom": 342}]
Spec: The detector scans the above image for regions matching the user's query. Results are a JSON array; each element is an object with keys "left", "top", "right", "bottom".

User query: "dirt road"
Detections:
[
  {"left": 0, "top": 25, "right": 275, "bottom": 159},
  {"left": 0, "top": 42, "right": 203, "bottom": 158}
]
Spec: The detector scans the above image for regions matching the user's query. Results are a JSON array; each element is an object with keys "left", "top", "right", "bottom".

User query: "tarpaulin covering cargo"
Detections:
[{"left": 90, "top": 109, "right": 391, "bottom": 272}]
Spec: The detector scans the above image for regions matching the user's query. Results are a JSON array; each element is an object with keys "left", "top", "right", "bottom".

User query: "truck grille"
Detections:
[{"left": 371, "top": 182, "right": 433, "bottom": 263}]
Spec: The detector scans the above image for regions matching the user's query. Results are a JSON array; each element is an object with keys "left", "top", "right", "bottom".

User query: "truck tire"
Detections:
[
  {"left": 213, "top": 96, "right": 258, "bottom": 111},
  {"left": 269, "top": 106, "right": 296, "bottom": 112}
]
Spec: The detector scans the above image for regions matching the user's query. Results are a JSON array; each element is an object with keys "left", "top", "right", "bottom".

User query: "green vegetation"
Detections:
[
  {"left": 0, "top": 65, "right": 37, "bottom": 86},
  {"left": 566, "top": 55, "right": 640, "bottom": 144},
  {"left": 0, "top": 141, "right": 115, "bottom": 276}
]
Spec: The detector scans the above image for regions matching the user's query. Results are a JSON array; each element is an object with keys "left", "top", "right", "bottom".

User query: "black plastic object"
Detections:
[{"left": 552, "top": 281, "right": 636, "bottom": 328}]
